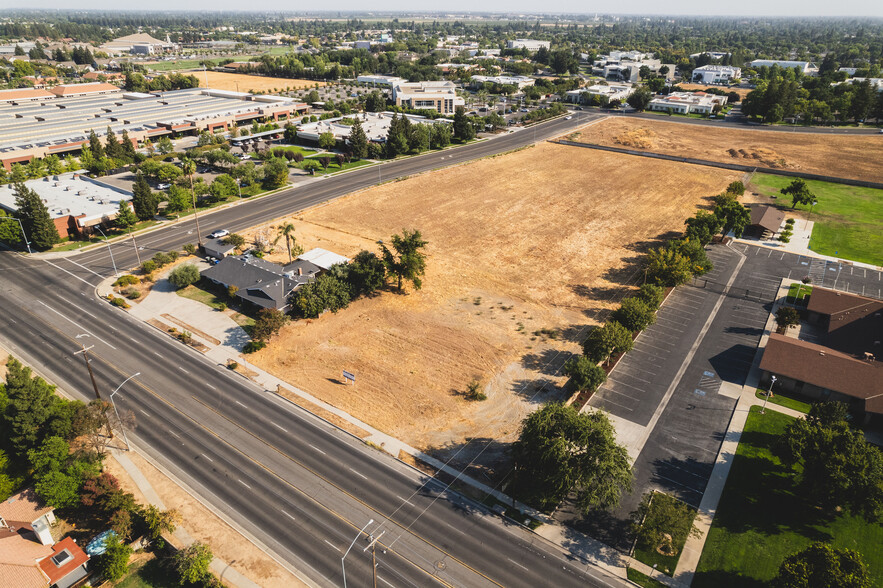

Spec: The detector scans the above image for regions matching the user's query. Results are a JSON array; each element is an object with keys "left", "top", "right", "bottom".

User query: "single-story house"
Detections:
[
  {"left": 758, "top": 287, "right": 883, "bottom": 424},
  {"left": 744, "top": 205, "right": 785, "bottom": 239},
  {"left": 203, "top": 237, "right": 237, "bottom": 260},
  {"left": 200, "top": 255, "right": 322, "bottom": 312},
  {"left": 297, "top": 248, "right": 350, "bottom": 271},
  {"left": 0, "top": 489, "right": 91, "bottom": 588}
]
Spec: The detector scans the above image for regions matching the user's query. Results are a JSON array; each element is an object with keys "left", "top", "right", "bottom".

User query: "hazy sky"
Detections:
[{"left": 10, "top": 1, "right": 883, "bottom": 17}]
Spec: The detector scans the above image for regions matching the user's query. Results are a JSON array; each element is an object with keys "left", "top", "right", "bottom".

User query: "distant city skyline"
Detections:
[{"left": 6, "top": 2, "right": 883, "bottom": 17}]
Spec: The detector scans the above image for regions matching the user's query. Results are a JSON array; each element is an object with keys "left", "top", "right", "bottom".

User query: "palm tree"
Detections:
[
  {"left": 276, "top": 222, "right": 299, "bottom": 264},
  {"left": 181, "top": 158, "right": 202, "bottom": 246}
]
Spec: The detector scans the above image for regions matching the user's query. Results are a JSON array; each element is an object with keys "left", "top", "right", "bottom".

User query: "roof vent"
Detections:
[{"left": 819, "top": 351, "right": 825, "bottom": 356}]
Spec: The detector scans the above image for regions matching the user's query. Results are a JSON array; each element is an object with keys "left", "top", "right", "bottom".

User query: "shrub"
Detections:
[
  {"left": 227, "top": 361, "right": 238, "bottom": 370},
  {"left": 124, "top": 287, "right": 141, "bottom": 300},
  {"left": 94, "top": 534, "right": 132, "bottom": 581},
  {"left": 635, "top": 284, "right": 665, "bottom": 309},
  {"left": 183, "top": 243, "right": 196, "bottom": 255},
  {"left": 140, "top": 260, "right": 157, "bottom": 274},
  {"left": 725, "top": 180, "right": 745, "bottom": 196},
  {"left": 243, "top": 340, "right": 266, "bottom": 354},
  {"left": 113, "top": 275, "right": 139, "bottom": 287},
  {"left": 217, "top": 302, "right": 227, "bottom": 311},
  {"left": 611, "top": 298, "right": 657, "bottom": 332},
  {"left": 168, "top": 264, "right": 201, "bottom": 289},
  {"left": 227, "top": 285, "right": 239, "bottom": 299},
  {"left": 785, "top": 218, "right": 795, "bottom": 225},
  {"left": 779, "top": 236, "right": 791, "bottom": 243},
  {"left": 110, "top": 296, "right": 130, "bottom": 309},
  {"left": 465, "top": 379, "right": 487, "bottom": 401}
]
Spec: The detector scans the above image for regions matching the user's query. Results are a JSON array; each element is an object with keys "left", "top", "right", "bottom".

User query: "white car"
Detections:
[
  {"left": 208, "top": 229, "right": 230, "bottom": 239},
  {"left": 157, "top": 183, "right": 171, "bottom": 189},
  {"left": 565, "top": 116, "right": 572, "bottom": 120}
]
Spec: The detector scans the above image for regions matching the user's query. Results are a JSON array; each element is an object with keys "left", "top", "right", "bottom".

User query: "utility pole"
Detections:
[
  {"left": 74, "top": 340, "right": 101, "bottom": 400},
  {"left": 363, "top": 530, "right": 384, "bottom": 588}
]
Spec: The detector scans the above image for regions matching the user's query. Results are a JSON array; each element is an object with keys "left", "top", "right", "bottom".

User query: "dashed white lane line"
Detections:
[
  {"left": 238, "top": 479, "right": 251, "bottom": 489},
  {"left": 324, "top": 539, "right": 341, "bottom": 552},
  {"left": 235, "top": 400, "right": 246, "bottom": 407},
  {"left": 507, "top": 558, "right": 529, "bottom": 571},
  {"left": 271, "top": 421, "right": 288, "bottom": 432},
  {"left": 177, "top": 366, "right": 189, "bottom": 374},
  {"left": 309, "top": 444, "right": 327, "bottom": 455},
  {"left": 348, "top": 467, "right": 368, "bottom": 480},
  {"left": 201, "top": 454, "right": 213, "bottom": 462},
  {"left": 140, "top": 409, "right": 151, "bottom": 417},
  {"left": 396, "top": 495, "right": 415, "bottom": 507},
  {"left": 206, "top": 383, "right": 216, "bottom": 390},
  {"left": 281, "top": 509, "right": 296, "bottom": 521},
  {"left": 168, "top": 430, "right": 180, "bottom": 439}
]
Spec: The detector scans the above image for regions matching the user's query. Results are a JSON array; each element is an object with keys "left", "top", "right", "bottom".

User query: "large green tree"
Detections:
[
  {"left": 563, "top": 356, "right": 607, "bottom": 393},
  {"left": 583, "top": 321, "right": 634, "bottom": 365},
  {"left": 714, "top": 197, "right": 752, "bottom": 237},
  {"left": 130, "top": 173, "right": 157, "bottom": 221},
  {"left": 347, "top": 250, "right": 387, "bottom": 297},
  {"left": 685, "top": 210, "right": 724, "bottom": 245},
  {"left": 13, "top": 183, "right": 60, "bottom": 250},
  {"left": 346, "top": 118, "right": 368, "bottom": 159},
  {"left": 94, "top": 534, "right": 133, "bottom": 582},
  {"left": 104, "top": 126, "right": 125, "bottom": 162},
  {"left": 627, "top": 87, "right": 653, "bottom": 111},
  {"left": 773, "top": 542, "right": 870, "bottom": 588},
  {"left": 173, "top": 542, "right": 214, "bottom": 585},
  {"left": 512, "top": 403, "right": 632, "bottom": 512},
  {"left": 453, "top": 106, "right": 476, "bottom": 142},
  {"left": 88, "top": 129, "right": 105, "bottom": 160},
  {"left": 779, "top": 402, "right": 883, "bottom": 520},
  {"left": 262, "top": 157, "right": 289, "bottom": 189},
  {"left": 780, "top": 179, "right": 816, "bottom": 209},
  {"left": 381, "top": 229, "right": 428, "bottom": 292},
  {"left": 3, "top": 358, "right": 55, "bottom": 456},
  {"left": 611, "top": 297, "right": 657, "bottom": 332},
  {"left": 290, "top": 274, "right": 352, "bottom": 318}
]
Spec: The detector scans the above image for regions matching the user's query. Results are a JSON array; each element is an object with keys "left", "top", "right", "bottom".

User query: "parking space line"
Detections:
[
  {"left": 655, "top": 315, "right": 689, "bottom": 327},
  {"left": 599, "top": 383, "right": 642, "bottom": 402},
  {"left": 650, "top": 322, "right": 685, "bottom": 334},
  {"left": 634, "top": 340, "right": 674, "bottom": 353},
  {"left": 592, "top": 395, "right": 634, "bottom": 412},
  {"left": 616, "top": 364, "right": 659, "bottom": 378},
  {"left": 654, "top": 473, "right": 704, "bottom": 495},
  {"left": 610, "top": 370, "right": 652, "bottom": 385},
  {"left": 605, "top": 377, "right": 647, "bottom": 394}
]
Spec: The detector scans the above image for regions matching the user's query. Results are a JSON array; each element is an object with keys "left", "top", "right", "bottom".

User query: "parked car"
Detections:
[
  {"left": 208, "top": 229, "right": 230, "bottom": 239},
  {"left": 565, "top": 115, "right": 573, "bottom": 120},
  {"left": 157, "top": 183, "right": 171, "bottom": 189}
]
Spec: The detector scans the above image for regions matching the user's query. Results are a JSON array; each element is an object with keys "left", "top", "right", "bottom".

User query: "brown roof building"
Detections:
[
  {"left": 759, "top": 287, "right": 883, "bottom": 422},
  {"left": 0, "top": 88, "right": 55, "bottom": 103},
  {"left": 745, "top": 205, "right": 785, "bottom": 238},
  {"left": 49, "top": 82, "right": 122, "bottom": 97}
]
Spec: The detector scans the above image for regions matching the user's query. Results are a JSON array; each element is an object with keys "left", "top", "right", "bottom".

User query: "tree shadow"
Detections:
[
  {"left": 691, "top": 569, "right": 767, "bottom": 588},
  {"left": 508, "top": 377, "right": 566, "bottom": 404},
  {"left": 708, "top": 344, "right": 758, "bottom": 384},
  {"left": 520, "top": 347, "right": 572, "bottom": 376},
  {"left": 723, "top": 325, "right": 764, "bottom": 336},
  {"left": 600, "top": 255, "right": 645, "bottom": 287},
  {"left": 558, "top": 324, "right": 594, "bottom": 344},
  {"left": 623, "top": 231, "right": 683, "bottom": 254},
  {"left": 649, "top": 455, "right": 714, "bottom": 509},
  {"left": 554, "top": 498, "right": 635, "bottom": 553},
  {"left": 425, "top": 437, "right": 514, "bottom": 487}
]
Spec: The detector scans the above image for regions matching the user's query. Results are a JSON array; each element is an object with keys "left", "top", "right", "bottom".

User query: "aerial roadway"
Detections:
[{"left": 0, "top": 114, "right": 630, "bottom": 588}]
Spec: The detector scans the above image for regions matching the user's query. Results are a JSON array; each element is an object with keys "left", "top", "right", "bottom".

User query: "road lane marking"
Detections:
[
  {"left": 324, "top": 539, "right": 341, "bottom": 552},
  {"left": 507, "top": 558, "right": 529, "bottom": 571},
  {"left": 281, "top": 509, "right": 296, "bottom": 521},
  {"left": 271, "top": 421, "right": 288, "bottom": 432},
  {"left": 238, "top": 479, "right": 251, "bottom": 489},
  {"left": 206, "top": 384, "right": 216, "bottom": 390},
  {"left": 43, "top": 259, "right": 94, "bottom": 287},
  {"left": 139, "top": 409, "right": 150, "bottom": 417},
  {"left": 153, "top": 351, "right": 162, "bottom": 357},
  {"left": 235, "top": 400, "right": 246, "bottom": 407},
  {"left": 308, "top": 443, "right": 327, "bottom": 455},
  {"left": 177, "top": 366, "right": 189, "bottom": 374},
  {"left": 36, "top": 301, "right": 118, "bottom": 350},
  {"left": 396, "top": 495, "right": 415, "bottom": 507},
  {"left": 65, "top": 258, "right": 105, "bottom": 279},
  {"left": 348, "top": 467, "right": 368, "bottom": 480},
  {"left": 169, "top": 430, "right": 181, "bottom": 439},
  {"left": 378, "top": 577, "right": 394, "bottom": 587},
  {"left": 201, "top": 454, "right": 213, "bottom": 462}
]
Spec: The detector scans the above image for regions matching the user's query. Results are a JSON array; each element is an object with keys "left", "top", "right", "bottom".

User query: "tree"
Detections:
[
  {"left": 13, "top": 183, "right": 60, "bottom": 250},
  {"left": 157, "top": 136, "right": 174, "bottom": 155},
  {"left": 780, "top": 402, "right": 883, "bottom": 519},
  {"left": 632, "top": 492, "right": 701, "bottom": 559},
  {"left": 430, "top": 122, "right": 452, "bottom": 149},
  {"left": 611, "top": 297, "right": 657, "bottom": 332},
  {"left": 583, "top": 321, "right": 634, "bottom": 365},
  {"left": 168, "top": 264, "right": 200, "bottom": 289},
  {"left": 141, "top": 505, "right": 180, "bottom": 544},
  {"left": 115, "top": 200, "right": 137, "bottom": 232},
  {"left": 318, "top": 131, "right": 337, "bottom": 151},
  {"left": 781, "top": 179, "right": 816, "bottom": 209},
  {"left": 408, "top": 123, "right": 431, "bottom": 153},
  {"left": 223, "top": 233, "right": 246, "bottom": 248},
  {"left": 34, "top": 469, "right": 81, "bottom": 509},
  {"left": 773, "top": 543, "right": 870, "bottom": 588},
  {"left": 775, "top": 307, "right": 800, "bottom": 330},
  {"left": 453, "top": 106, "right": 476, "bottom": 141},
  {"left": 251, "top": 308, "right": 289, "bottom": 342},
  {"left": 318, "top": 156, "right": 331, "bottom": 171},
  {"left": 512, "top": 403, "right": 632, "bottom": 512},
  {"left": 3, "top": 358, "right": 55, "bottom": 456},
  {"left": 94, "top": 534, "right": 132, "bottom": 582},
  {"left": 301, "top": 159, "right": 322, "bottom": 175},
  {"left": 262, "top": 157, "right": 289, "bottom": 189},
  {"left": 347, "top": 119, "right": 368, "bottom": 159},
  {"left": 348, "top": 250, "right": 386, "bottom": 297},
  {"left": 563, "top": 356, "right": 607, "bottom": 393},
  {"left": 120, "top": 130, "right": 137, "bottom": 162},
  {"left": 627, "top": 88, "right": 653, "bottom": 111},
  {"left": 173, "top": 542, "right": 214, "bottom": 585},
  {"left": 385, "top": 113, "right": 411, "bottom": 158},
  {"left": 726, "top": 180, "right": 745, "bottom": 196},
  {"left": 380, "top": 229, "right": 428, "bottom": 292},
  {"left": 104, "top": 126, "right": 124, "bottom": 162},
  {"left": 88, "top": 129, "right": 105, "bottom": 160},
  {"left": 276, "top": 222, "right": 302, "bottom": 264},
  {"left": 714, "top": 197, "right": 752, "bottom": 237},
  {"left": 636, "top": 284, "right": 666, "bottom": 309},
  {"left": 131, "top": 173, "right": 157, "bottom": 220},
  {"left": 207, "top": 174, "right": 237, "bottom": 202},
  {"left": 684, "top": 211, "right": 724, "bottom": 245},
  {"left": 290, "top": 273, "right": 352, "bottom": 318}
]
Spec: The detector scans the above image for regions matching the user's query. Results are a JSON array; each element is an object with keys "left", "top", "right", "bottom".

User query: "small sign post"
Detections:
[{"left": 342, "top": 370, "right": 355, "bottom": 385}]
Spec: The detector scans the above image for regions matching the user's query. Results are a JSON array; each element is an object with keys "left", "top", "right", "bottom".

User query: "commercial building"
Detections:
[
  {"left": 749, "top": 60, "right": 818, "bottom": 75},
  {"left": 759, "top": 288, "right": 883, "bottom": 424},
  {"left": 0, "top": 173, "right": 133, "bottom": 238},
  {"left": 506, "top": 39, "right": 551, "bottom": 51},
  {"left": 691, "top": 65, "right": 742, "bottom": 84},
  {"left": 564, "top": 84, "right": 631, "bottom": 104},
  {"left": 356, "top": 75, "right": 405, "bottom": 87},
  {"left": 101, "top": 33, "right": 178, "bottom": 55},
  {"left": 391, "top": 80, "right": 464, "bottom": 114},
  {"left": 0, "top": 88, "right": 308, "bottom": 170},
  {"left": 648, "top": 91, "right": 725, "bottom": 114},
  {"left": 470, "top": 75, "right": 535, "bottom": 89},
  {"left": 296, "top": 111, "right": 449, "bottom": 143}
]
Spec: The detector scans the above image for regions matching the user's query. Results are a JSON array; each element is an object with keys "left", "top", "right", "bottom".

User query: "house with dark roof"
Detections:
[
  {"left": 759, "top": 287, "right": 883, "bottom": 424},
  {"left": 744, "top": 205, "right": 785, "bottom": 239},
  {"left": 200, "top": 255, "right": 322, "bottom": 312},
  {"left": 0, "top": 489, "right": 91, "bottom": 588},
  {"left": 203, "top": 237, "right": 237, "bottom": 260}
]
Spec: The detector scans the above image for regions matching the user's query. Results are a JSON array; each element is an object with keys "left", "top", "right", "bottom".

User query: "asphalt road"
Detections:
[{"left": 0, "top": 113, "right": 629, "bottom": 588}]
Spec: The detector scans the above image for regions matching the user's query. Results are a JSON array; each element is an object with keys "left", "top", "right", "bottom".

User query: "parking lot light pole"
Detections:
[
  {"left": 109, "top": 372, "right": 139, "bottom": 451},
  {"left": 14, "top": 217, "right": 33, "bottom": 254},
  {"left": 341, "top": 518, "right": 373, "bottom": 588},
  {"left": 761, "top": 375, "right": 777, "bottom": 415},
  {"left": 805, "top": 200, "right": 818, "bottom": 230}
]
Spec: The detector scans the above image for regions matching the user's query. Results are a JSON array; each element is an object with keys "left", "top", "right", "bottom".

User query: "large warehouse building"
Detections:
[{"left": 0, "top": 86, "right": 309, "bottom": 170}]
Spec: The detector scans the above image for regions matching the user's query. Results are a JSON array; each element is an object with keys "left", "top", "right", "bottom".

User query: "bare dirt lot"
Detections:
[
  {"left": 198, "top": 71, "right": 323, "bottom": 93},
  {"left": 676, "top": 83, "right": 751, "bottom": 99},
  {"left": 242, "top": 141, "right": 739, "bottom": 466},
  {"left": 567, "top": 116, "right": 883, "bottom": 181}
]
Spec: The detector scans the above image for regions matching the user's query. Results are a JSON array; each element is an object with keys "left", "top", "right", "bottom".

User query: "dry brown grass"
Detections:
[
  {"left": 573, "top": 117, "right": 883, "bottom": 181},
  {"left": 676, "top": 83, "right": 751, "bottom": 99},
  {"left": 243, "top": 142, "right": 739, "bottom": 451},
  {"left": 199, "top": 71, "right": 324, "bottom": 93}
]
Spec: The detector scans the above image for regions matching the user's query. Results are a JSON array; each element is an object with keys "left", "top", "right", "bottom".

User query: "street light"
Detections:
[
  {"left": 761, "top": 375, "right": 777, "bottom": 415},
  {"left": 341, "top": 518, "right": 373, "bottom": 588},
  {"left": 236, "top": 178, "right": 242, "bottom": 200},
  {"left": 13, "top": 217, "right": 32, "bottom": 254},
  {"left": 95, "top": 226, "right": 119, "bottom": 278},
  {"left": 805, "top": 200, "right": 818, "bottom": 230},
  {"left": 109, "top": 372, "right": 140, "bottom": 451}
]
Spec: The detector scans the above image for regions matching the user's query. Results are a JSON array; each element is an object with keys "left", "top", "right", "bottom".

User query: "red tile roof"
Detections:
[
  {"left": 0, "top": 88, "right": 54, "bottom": 101},
  {"left": 38, "top": 537, "right": 89, "bottom": 585}
]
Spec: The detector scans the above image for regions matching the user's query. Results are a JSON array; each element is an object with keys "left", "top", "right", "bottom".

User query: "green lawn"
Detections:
[
  {"left": 749, "top": 174, "right": 883, "bottom": 266},
  {"left": 633, "top": 492, "right": 698, "bottom": 576},
  {"left": 148, "top": 59, "right": 215, "bottom": 71},
  {"left": 302, "top": 156, "right": 373, "bottom": 175},
  {"left": 177, "top": 281, "right": 227, "bottom": 310},
  {"left": 693, "top": 406, "right": 883, "bottom": 587},
  {"left": 754, "top": 388, "right": 812, "bottom": 414},
  {"left": 627, "top": 568, "right": 669, "bottom": 588},
  {"left": 114, "top": 557, "right": 179, "bottom": 588},
  {"left": 786, "top": 283, "right": 812, "bottom": 305},
  {"left": 266, "top": 145, "right": 318, "bottom": 157}
]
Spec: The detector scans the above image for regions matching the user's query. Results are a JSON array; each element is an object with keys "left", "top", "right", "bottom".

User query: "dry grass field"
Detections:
[
  {"left": 244, "top": 142, "right": 739, "bottom": 458},
  {"left": 198, "top": 71, "right": 324, "bottom": 93},
  {"left": 567, "top": 117, "right": 883, "bottom": 181}
]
